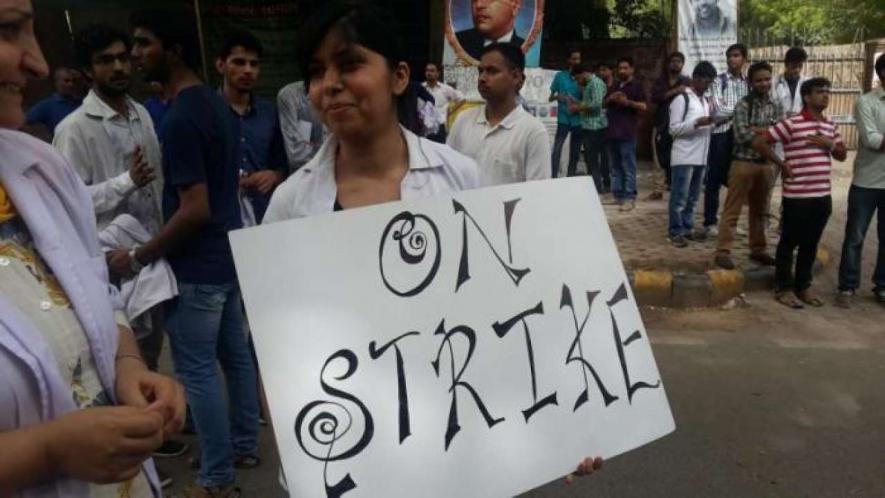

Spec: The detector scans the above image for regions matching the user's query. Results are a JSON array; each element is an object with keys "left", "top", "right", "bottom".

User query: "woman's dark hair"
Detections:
[
  {"left": 692, "top": 61, "right": 717, "bottom": 79},
  {"left": 218, "top": 28, "right": 263, "bottom": 60},
  {"left": 74, "top": 23, "right": 131, "bottom": 71},
  {"left": 296, "top": 1, "right": 405, "bottom": 84},
  {"left": 748, "top": 61, "right": 773, "bottom": 81},
  {"left": 130, "top": 8, "right": 201, "bottom": 71}
]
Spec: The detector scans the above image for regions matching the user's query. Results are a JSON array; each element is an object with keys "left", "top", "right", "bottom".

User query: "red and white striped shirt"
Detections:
[{"left": 766, "top": 110, "right": 844, "bottom": 199}]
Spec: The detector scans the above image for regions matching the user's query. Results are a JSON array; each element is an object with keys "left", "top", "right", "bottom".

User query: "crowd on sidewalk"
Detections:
[{"left": 1, "top": 0, "right": 882, "bottom": 496}]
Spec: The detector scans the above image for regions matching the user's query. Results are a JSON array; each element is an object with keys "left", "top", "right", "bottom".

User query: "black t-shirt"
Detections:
[{"left": 161, "top": 85, "right": 242, "bottom": 284}]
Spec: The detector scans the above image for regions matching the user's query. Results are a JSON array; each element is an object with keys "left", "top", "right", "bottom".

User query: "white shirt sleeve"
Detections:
[
  {"left": 524, "top": 124, "right": 553, "bottom": 181},
  {"left": 277, "top": 85, "right": 314, "bottom": 170},
  {"left": 53, "top": 120, "right": 136, "bottom": 216}
]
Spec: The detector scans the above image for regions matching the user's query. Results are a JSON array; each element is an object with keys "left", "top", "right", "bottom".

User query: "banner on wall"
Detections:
[
  {"left": 444, "top": 0, "right": 545, "bottom": 68},
  {"left": 677, "top": 0, "right": 738, "bottom": 73},
  {"left": 231, "top": 178, "right": 676, "bottom": 498},
  {"left": 199, "top": 0, "right": 302, "bottom": 99}
]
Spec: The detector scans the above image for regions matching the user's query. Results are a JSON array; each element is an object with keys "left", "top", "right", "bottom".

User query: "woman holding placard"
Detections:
[{"left": 262, "top": 0, "right": 602, "bottom": 485}]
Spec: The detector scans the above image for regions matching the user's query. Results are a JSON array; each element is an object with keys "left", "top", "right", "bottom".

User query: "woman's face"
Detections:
[
  {"left": 307, "top": 29, "right": 409, "bottom": 141},
  {"left": 0, "top": 0, "right": 48, "bottom": 129}
]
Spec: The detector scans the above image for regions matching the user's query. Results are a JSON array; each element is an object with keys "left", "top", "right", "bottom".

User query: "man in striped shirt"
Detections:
[{"left": 753, "top": 78, "right": 848, "bottom": 308}]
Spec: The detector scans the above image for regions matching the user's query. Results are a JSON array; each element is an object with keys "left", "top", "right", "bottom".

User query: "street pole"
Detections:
[{"left": 193, "top": 0, "right": 210, "bottom": 82}]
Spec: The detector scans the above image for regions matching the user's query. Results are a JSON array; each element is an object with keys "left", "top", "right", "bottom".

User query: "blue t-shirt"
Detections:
[
  {"left": 550, "top": 71, "right": 582, "bottom": 127},
  {"left": 227, "top": 95, "right": 287, "bottom": 223},
  {"left": 25, "top": 93, "right": 82, "bottom": 135},
  {"left": 161, "top": 85, "right": 242, "bottom": 284},
  {"left": 144, "top": 96, "right": 171, "bottom": 143}
]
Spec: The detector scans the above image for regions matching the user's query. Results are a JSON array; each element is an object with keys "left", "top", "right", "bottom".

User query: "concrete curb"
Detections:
[{"left": 629, "top": 249, "right": 831, "bottom": 308}]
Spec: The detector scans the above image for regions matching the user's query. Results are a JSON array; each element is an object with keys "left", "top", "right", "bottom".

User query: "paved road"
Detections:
[{"left": 159, "top": 157, "right": 885, "bottom": 497}]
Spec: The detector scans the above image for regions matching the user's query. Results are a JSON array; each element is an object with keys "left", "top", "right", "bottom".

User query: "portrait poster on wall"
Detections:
[
  {"left": 677, "top": 0, "right": 738, "bottom": 73},
  {"left": 443, "top": 0, "right": 545, "bottom": 68}
]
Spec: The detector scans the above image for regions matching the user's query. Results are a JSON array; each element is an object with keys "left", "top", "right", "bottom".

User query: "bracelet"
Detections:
[{"left": 115, "top": 353, "right": 146, "bottom": 366}]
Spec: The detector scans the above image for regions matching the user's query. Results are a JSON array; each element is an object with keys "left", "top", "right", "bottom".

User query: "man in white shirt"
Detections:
[
  {"left": 53, "top": 23, "right": 187, "bottom": 465},
  {"left": 277, "top": 80, "right": 327, "bottom": 174},
  {"left": 448, "top": 43, "right": 551, "bottom": 187},
  {"left": 774, "top": 46, "right": 810, "bottom": 118},
  {"left": 667, "top": 61, "right": 718, "bottom": 248},
  {"left": 422, "top": 62, "right": 465, "bottom": 143}
]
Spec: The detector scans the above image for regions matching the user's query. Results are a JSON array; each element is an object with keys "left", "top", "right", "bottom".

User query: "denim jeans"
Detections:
[
  {"left": 704, "top": 131, "right": 734, "bottom": 227},
  {"left": 838, "top": 185, "right": 885, "bottom": 292},
  {"left": 669, "top": 165, "right": 706, "bottom": 236},
  {"left": 608, "top": 139, "right": 638, "bottom": 201},
  {"left": 581, "top": 128, "right": 607, "bottom": 193},
  {"left": 166, "top": 281, "right": 260, "bottom": 488},
  {"left": 552, "top": 124, "right": 583, "bottom": 178}
]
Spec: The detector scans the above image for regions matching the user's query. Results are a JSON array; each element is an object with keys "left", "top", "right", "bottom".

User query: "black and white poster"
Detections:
[
  {"left": 678, "top": 0, "right": 738, "bottom": 73},
  {"left": 230, "top": 178, "right": 675, "bottom": 498}
]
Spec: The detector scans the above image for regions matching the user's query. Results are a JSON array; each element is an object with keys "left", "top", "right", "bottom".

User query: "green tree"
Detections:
[{"left": 740, "top": 0, "right": 885, "bottom": 44}]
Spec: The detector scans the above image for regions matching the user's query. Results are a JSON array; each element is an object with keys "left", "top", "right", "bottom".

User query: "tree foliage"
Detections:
[{"left": 739, "top": 0, "right": 885, "bottom": 45}]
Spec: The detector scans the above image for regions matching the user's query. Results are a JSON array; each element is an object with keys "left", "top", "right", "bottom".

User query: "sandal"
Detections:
[
  {"left": 796, "top": 290, "right": 825, "bottom": 307},
  {"left": 775, "top": 291, "right": 804, "bottom": 309}
]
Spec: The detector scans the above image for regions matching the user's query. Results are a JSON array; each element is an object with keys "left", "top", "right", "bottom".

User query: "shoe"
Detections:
[
  {"left": 172, "top": 484, "right": 241, "bottom": 498},
  {"left": 835, "top": 290, "right": 855, "bottom": 308},
  {"left": 601, "top": 197, "right": 620, "bottom": 206},
  {"left": 158, "top": 470, "right": 173, "bottom": 489},
  {"left": 685, "top": 230, "right": 707, "bottom": 242},
  {"left": 620, "top": 201, "right": 636, "bottom": 212},
  {"left": 875, "top": 288, "right": 885, "bottom": 303},
  {"left": 703, "top": 225, "right": 719, "bottom": 237},
  {"left": 749, "top": 253, "right": 777, "bottom": 266},
  {"left": 153, "top": 440, "right": 190, "bottom": 459},
  {"left": 714, "top": 255, "right": 736, "bottom": 270},
  {"left": 669, "top": 235, "right": 689, "bottom": 248},
  {"left": 645, "top": 191, "right": 664, "bottom": 201}
]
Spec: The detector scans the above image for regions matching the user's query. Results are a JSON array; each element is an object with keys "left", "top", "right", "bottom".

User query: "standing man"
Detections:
[
  {"left": 215, "top": 29, "right": 287, "bottom": 226},
  {"left": 753, "top": 78, "right": 847, "bottom": 309},
  {"left": 604, "top": 56, "right": 648, "bottom": 211},
  {"left": 127, "top": 9, "right": 260, "bottom": 497},
  {"left": 144, "top": 81, "right": 171, "bottom": 143},
  {"left": 24, "top": 67, "right": 83, "bottom": 138},
  {"left": 650, "top": 51, "right": 691, "bottom": 200},
  {"left": 549, "top": 49, "right": 583, "bottom": 178},
  {"left": 837, "top": 54, "right": 885, "bottom": 306},
  {"left": 714, "top": 61, "right": 784, "bottom": 270},
  {"left": 422, "top": 62, "right": 465, "bottom": 143},
  {"left": 595, "top": 61, "right": 615, "bottom": 192},
  {"left": 774, "top": 47, "right": 809, "bottom": 118},
  {"left": 573, "top": 63, "right": 608, "bottom": 193},
  {"left": 448, "top": 43, "right": 551, "bottom": 187},
  {"left": 53, "top": 21, "right": 189, "bottom": 476},
  {"left": 277, "top": 80, "right": 326, "bottom": 174},
  {"left": 667, "top": 61, "right": 717, "bottom": 247},
  {"left": 703, "top": 43, "right": 748, "bottom": 237}
]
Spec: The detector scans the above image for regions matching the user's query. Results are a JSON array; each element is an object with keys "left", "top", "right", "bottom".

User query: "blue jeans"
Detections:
[
  {"left": 166, "top": 281, "right": 259, "bottom": 488},
  {"left": 608, "top": 139, "right": 638, "bottom": 201},
  {"left": 669, "top": 165, "right": 706, "bottom": 237},
  {"left": 552, "top": 124, "right": 583, "bottom": 177},
  {"left": 704, "top": 132, "right": 734, "bottom": 227},
  {"left": 838, "top": 185, "right": 885, "bottom": 292}
]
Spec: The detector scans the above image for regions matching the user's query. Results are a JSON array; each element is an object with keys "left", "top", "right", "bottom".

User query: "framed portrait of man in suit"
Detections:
[{"left": 444, "top": 0, "right": 544, "bottom": 67}]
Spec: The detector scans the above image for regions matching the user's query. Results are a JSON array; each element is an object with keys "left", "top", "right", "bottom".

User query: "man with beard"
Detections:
[
  {"left": 52, "top": 23, "right": 189, "bottom": 483},
  {"left": 125, "top": 9, "right": 260, "bottom": 498},
  {"left": 456, "top": 0, "right": 526, "bottom": 61},
  {"left": 215, "top": 29, "right": 286, "bottom": 226}
]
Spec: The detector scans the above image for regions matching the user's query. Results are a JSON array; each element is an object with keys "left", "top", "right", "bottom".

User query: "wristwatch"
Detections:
[{"left": 129, "top": 246, "right": 145, "bottom": 274}]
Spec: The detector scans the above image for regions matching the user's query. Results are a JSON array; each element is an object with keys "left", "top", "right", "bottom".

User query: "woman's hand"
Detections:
[
  {"left": 115, "top": 361, "right": 186, "bottom": 436},
  {"left": 43, "top": 406, "right": 165, "bottom": 484},
  {"left": 565, "top": 456, "right": 604, "bottom": 485}
]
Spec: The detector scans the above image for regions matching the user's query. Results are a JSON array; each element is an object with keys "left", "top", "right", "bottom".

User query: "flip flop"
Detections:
[
  {"left": 775, "top": 292, "right": 804, "bottom": 309},
  {"left": 797, "top": 292, "right": 825, "bottom": 307}
]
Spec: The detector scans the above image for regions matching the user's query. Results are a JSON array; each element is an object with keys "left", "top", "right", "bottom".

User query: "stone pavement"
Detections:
[{"left": 595, "top": 157, "right": 845, "bottom": 307}]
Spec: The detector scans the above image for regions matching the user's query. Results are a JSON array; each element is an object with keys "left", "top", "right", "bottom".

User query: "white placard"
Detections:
[
  {"left": 231, "top": 178, "right": 675, "bottom": 498},
  {"left": 678, "top": 0, "right": 738, "bottom": 73}
]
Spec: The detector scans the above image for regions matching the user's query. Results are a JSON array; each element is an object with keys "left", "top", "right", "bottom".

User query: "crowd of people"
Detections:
[{"left": 1, "top": 0, "right": 883, "bottom": 496}]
